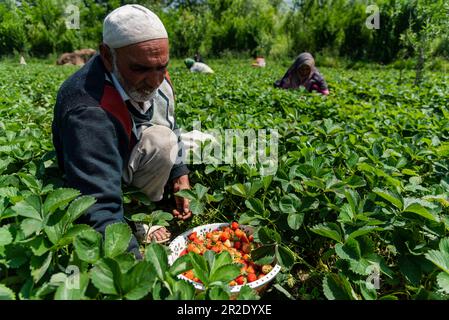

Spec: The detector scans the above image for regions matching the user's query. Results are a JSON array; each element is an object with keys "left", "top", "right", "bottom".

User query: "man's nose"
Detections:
[{"left": 145, "top": 70, "right": 165, "bottom": 88}]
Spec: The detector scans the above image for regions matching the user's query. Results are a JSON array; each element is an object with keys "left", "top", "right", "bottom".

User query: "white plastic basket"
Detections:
[{"left": 168, "top": 223, "right": 281, "bottom": 293}]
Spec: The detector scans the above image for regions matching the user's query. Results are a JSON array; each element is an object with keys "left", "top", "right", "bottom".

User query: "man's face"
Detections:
[{"left": 111, "top": 39, "right": 169, "bottom": 102}]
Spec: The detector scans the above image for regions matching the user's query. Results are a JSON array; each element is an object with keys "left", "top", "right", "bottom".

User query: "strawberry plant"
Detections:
[{"left": 1, "top": 59, "right": 449, "bottom": 300}]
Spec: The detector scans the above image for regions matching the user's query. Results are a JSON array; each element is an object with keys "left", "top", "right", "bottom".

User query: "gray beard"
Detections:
[{"left": 112, "top": 63, "right": 158, "bottom": 103}]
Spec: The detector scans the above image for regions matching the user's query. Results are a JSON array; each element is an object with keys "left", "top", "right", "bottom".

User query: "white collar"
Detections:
[{"left": 107, "top": 72, "right": 153, "bottom": 114}]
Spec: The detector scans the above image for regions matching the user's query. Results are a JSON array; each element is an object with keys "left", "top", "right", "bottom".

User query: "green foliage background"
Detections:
[
  {"left": 0, "top": 0, "right": 448, "bottom": 63},
  {"left": 1, "top": 59, "right": 449, "bottom": 299}
]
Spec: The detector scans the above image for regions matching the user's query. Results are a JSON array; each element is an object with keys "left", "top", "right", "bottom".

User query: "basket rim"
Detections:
[{"left": 168, "top": 222, "right": 281, "bottom": 293}]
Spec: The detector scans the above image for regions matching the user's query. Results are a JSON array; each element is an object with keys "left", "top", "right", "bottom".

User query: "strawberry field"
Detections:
[{"left": 1, "top": 59, "right": 449, "bottom": 300}]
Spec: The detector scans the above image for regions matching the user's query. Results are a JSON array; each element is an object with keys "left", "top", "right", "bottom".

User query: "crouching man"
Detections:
[{"left": 52, "top": 4, "right": 192, "bottom": 259}]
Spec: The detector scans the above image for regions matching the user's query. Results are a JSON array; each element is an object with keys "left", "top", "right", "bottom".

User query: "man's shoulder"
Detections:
[{"left": 56, "top": 55, "right": 106, "bottom": 112}]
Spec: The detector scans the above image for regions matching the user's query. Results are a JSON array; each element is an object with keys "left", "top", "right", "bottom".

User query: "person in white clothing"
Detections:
[{"left": 184, "top": 58, "right": 214, "bottom": 74}]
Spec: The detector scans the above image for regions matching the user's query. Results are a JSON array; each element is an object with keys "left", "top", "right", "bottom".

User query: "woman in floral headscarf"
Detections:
[{"left": 274, "top": 52, "right": 329, "bottom": 95}]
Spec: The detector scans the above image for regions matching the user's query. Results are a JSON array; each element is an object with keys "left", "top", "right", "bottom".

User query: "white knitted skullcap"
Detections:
[{"left": 103, "top": 4, "right": 168, "bottom": 49}]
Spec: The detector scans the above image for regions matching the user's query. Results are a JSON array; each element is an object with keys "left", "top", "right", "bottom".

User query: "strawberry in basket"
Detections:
[{"left": 180, "top": 222, "right": 275, "bottom": 286}]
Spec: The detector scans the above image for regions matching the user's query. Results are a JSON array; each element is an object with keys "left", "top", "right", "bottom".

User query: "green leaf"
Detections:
[
  {"left": 43, "top": 210, "right": 66, "bottom": 244},
  {"left": 104, "top": 223, "right": 132, "bottom": 258},
  {"left": 436, "top": 272, "right": 449, "bottom": 294},
  {"left": 190, "top": 199, "right": 205, "bottom": 215},
  {"left": 310, "top": 223, "right": 343, "bottom": 243},
  {"left": 322, "top": 273, "right": 357, "bottom": 300},
  {"left": 209, "top": 264, "right": 241, "bottom": 283},
  {"left": 398, "top": 255, "right": 422, "bottom": 287},
  {"left": 209, "top": 251, "right": 233, "bottom": 276},
  {"left": 279, "top": 194, "right": 301, "bottom": 214},
  {"left": 0, "top": 284, "right": 16, "bottom": 300},
  {"left": 403, "top": 203, "right": 439, "bottom": 222},
  {"left": 287, "top": 212, "right": 304, "bottom": 230},
  {"left": 255, "top": 226, "right": 280, "bottom": 244},
  {"left": 144, "top": 243, "right": 169, "bottom": 280},
  {"left": 194, "top": 184, "right": 209, "bottom": 200},
  {"left": 122, "top": 261, "right": 155, "bottom": 300},
  {"left": 245, "top": 198, "right": 264, "bottom": 214},
  {"left": 348, "top": 226, "right": 384, "bottom": 239},
  {"left": 251, "top": 245, "right": 276, "bottom": 265},
  {"left": 208, "top": 286, "right": 230, "bottom": 300},
  {"left": 175, "top": 189, "right": 196, "bottom": 200},
  {"left": 237, "top": 285, "right": 260, "bottom": 300},
  {"left": 56, "top": 224, "right": 92, "bottom": 248},
  {"left": 20, "top": 218, "right": 42, "bottom": 238},
  {"left": 188, "top": 252, "right": 209, "bottom": 285},
  {"left": 348, "top": 258, "right": 372, "bottom": 275},
  {"left": 30, "top": 251, "right": 53, "bottom": 283},
  {"left": 373, "top": 188, "right": 403, "bottom": 210},
  {"left": 150, "top": 210, "right": 173, "bottom": 226},
  {"left": 338, "top": 203, "right": 354, "bottom": 223},
  {"left": 4, "top": 245, "right": 28, "bottom": 269},
  {"left": 12, "top": 195, "right": 42, "bottom": 220},
  {"left": 275, "top": 245, "right": 295, "bottom": 269},
  {"left": 169, "top": 254, "right": 193, "bottom": 276},
  {"left": 42, "top": 188, "right": 80, "bottom": 217},
  {"left": 114, "top": 253, "right": 137, "bottom": 274},
  {"left": 226, "top": 183, "right": 247, "bottom": 198},
  {"left": 273, "top": 283, "right": 294, "bottom": 299},
  {"left": 248, "top": 180, "right": 264, "bottom": 197},
  {"left": 29, "top": 235, "right": 52, "bottom": 256},
  {"left": 65, "top": 196, "right": 96, "bottom": 226},
  {"left": 425, "top": 238, "right": 449, "bottom": 274},
  {"left": 0, "top": 226, "right": 13, "bottom": 246},
  {"left": 335, "top": 238, "right": 361, "bottom": 261},
  {"left": 90, "top": 258, "right": 121, "bottom": 295},
  {"left": 172, "top": 279, "right": 195, "bottom": 300},
  {"left": 359, "top": 281, "right": 377, "bottom": 300},
  {"left": 18, "top": 173, "right": 42, "bottom": 194},
  {"left": 74, "top": 230, "right": 102, "bottom": 264}
]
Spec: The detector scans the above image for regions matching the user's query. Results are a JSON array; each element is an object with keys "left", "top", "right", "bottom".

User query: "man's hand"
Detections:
[{"left": 172, "top": 175, "right": 192, "bottom": 220}]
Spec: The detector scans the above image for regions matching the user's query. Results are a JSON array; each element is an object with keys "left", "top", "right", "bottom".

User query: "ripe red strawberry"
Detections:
[
  {"left": 234, "top": 229, "right": 244, "bottom": 239},
  {"left": 235, "top": 275, "right": 246, "bottom": 285},
  {"left": 184, "top": 270, "right": 194, "bottom": 280},
  {"left": 231, "top": 221, "right": 239, "bottom": 230},
  {"left": 220, "top": 231, "right": 230, "bottom": 242},
  {"left": 247, "top": 273, "right": 257, "bottom": 283},
  {"left": 188, "top": 232, "right": 197, "bottom": 241},
  {"left": 234, "top": 241, "right": 241, "bottom": 250}
]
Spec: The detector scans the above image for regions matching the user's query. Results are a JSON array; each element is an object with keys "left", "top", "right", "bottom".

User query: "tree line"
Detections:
[{"left": 0, "top": 0, "right": 448, "bottom": 65}]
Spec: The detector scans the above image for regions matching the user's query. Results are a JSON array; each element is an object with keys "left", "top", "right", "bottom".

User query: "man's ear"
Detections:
[{"left": 99, "top": 43, "right": 113, "bottom": 72}]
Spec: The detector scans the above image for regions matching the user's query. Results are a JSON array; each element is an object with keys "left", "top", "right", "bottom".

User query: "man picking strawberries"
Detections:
[{"left": 52, "top": 5, "right": 192, "bottom": 259}]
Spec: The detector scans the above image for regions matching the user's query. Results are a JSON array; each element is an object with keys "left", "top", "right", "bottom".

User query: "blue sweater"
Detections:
[{"left": 52, "top": 55, "right": 189, "bottom": 258}]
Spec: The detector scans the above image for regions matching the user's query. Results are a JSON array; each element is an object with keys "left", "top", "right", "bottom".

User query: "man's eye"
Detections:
[{"left": 132, "top": 67, "right": 148, "bottom": 72}]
